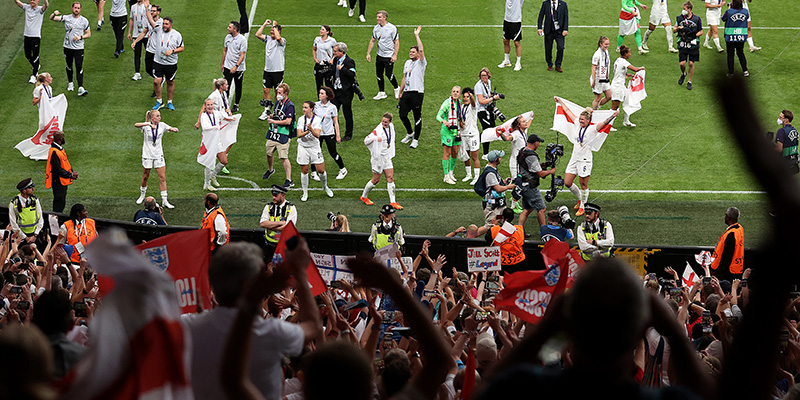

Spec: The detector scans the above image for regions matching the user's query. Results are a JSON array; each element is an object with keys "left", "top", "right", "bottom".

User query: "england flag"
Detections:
[
  {"left": 551, "top": 97, "right": 616, "bottom": 151},
  {"left": 623, "top": 70, "right": 647, "bottom": 116}
]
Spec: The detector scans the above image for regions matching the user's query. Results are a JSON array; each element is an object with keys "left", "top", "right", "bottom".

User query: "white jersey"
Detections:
[
  {"left": 208, "top": 90, "right": 230, "bottom": 113},
  {"left": 223, "top": 33, "right": 248, "bottom": 71},
  {"left": 60, "top": 14, "right": 90, "bottom": 50},
  {"left": 140, "top": 121, "right": 172, "bottom": 159},
  {"left": 402, "top": 57, "right": 427, "bottom": 93},
  {"left": 592, "top": 48, "right": 611, "bottom": 81},
  {"left": 313, "top": 36, "right": 336, "bottom": 63},
  {"left": 22, "top": 4, "right": 45, "bottom": 38},
  {"left": 705, "top": 0, "right": 723, "bottom": 20},
  {"left": 649, "top": 0, "right": 671, "bottom": 24},
  {"left": 504, "top": 0, "right": 524, "bottom": 23},
  {"left": 474, "top": 79, "right": 492, "bottom": 113},
  {"left": 461, "top": 104, "right": 479, "bottom": 137},
  {"left": 32, "top": 84, "right": 53, "bottom": 104},
  {"left": 314, "top": 101, "right": 338, "bottom": 137},
  {"left": 110, "top": 0, "right": 127, "bottom": 18},
  {"left": 153, "top": 27, "right": 183, "bottom": 65},
  {"left": 611, "top": 57, "right": 631, "bottom": 90},
  {"left": 569, "top": 122, "right": 601, "bottom": 162},
  {"left": 365, "top": 122, "right": 396, "bottom": 159},
  {"left": 145, "top": 17, "right": 162, "bottom": 53},
  {"left": 297, "top": 114, "right": 323, "bottom": 149},
  {"left": 263, "top": 36, "right": 286, "bottom": 72},
  {"left": 372, "top": 22, "right": 398, "bottom": 58}
]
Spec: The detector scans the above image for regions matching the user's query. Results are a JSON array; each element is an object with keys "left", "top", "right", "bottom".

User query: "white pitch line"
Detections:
[
  {"left": 277, "top": 24, "right": 800, "bottom": 30},
  {"left": 218, "top": 175, "right": 260, "bottom": 189},
  {"left": 215, "top": 187, "right": 765, "bottom": 194}
]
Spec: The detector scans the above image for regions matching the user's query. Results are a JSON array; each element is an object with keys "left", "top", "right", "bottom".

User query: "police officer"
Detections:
[
  {"left": 8, "top": 178, "right": 44, "bottom": 244},
  {"left": 259, "top": 184, "right": 297, "bottom": 260},
  {"left": 201, "top": 193, "right": 229, "bottom": 254},
  {"left": 576, "top": 202, "right": 615, "bottom": 260},
  {"left": 516, "top": 134, "right": 556, "bottom": 230},
  {"left": 368, "top": 204, "right": 404, "bottom": 251}
]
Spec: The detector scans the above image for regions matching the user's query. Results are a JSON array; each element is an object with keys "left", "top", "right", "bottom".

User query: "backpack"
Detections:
[{"left": 474, "top": 167, "right": 500, "bottom": 197}]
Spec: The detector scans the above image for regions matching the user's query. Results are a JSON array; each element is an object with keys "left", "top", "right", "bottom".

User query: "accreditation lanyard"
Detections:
[
  {"left": 206, "top": 112, "right": 216, "bottom": 127},
  {"left": 150, "top": 123, "right": 160, "bottom": 144},
  {"left": 305, "top": 115, "right": 315, "bottom": 130},
  {"left": 74, "top": 219, "right": 88, "bottom": 240},
  {"left": 221, "top": 91, "right": 228, "bottom": 111},
  {"left": 44, "top": 86, "right": 52, "bottom": 99},
  {"left": 161, "top": 30, "right": 172, "bottom": 53}
]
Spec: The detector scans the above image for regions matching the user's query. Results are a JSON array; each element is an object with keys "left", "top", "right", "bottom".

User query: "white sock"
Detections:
[
  {"left": 388, "top": 182, "right": 397, "bottom": 203},
  {"left": 516, "top": 56, "right": 521, "bottom": 65},
  {"left": 581, "top": 188, "right": 590, "bottom": 205},
  {"left": 160, "top": 190, "right": 167, "bottom": 200},
  {"left": 704, "top": 31, "right": 710, "bottom": 45},
  {"left": 140, "top": 186, "right": 147, "bottom": 195},
  {"left": 643, "top": 29, "right": 653, "bottom": 44},
  {"left": 213, "top": 162, "right": 225, "bottom": 177},
  {"left": 713, "top": 37, "right": 722, "bottom": 50},
  {"left": 464, "top": 166, "right": 472, "bottom": 178},
  {"left": 568, "top": 183, "right": 582, "bottom": 200},
  {"left": 473, "top": 167, "right": 481, "bottom": 177},
  {"left": 301, "top": 173, "right": 309, "bottom": 196},
  {"left": 747, "top": 37, "right": 755, "bottom": 48},
  {"left": 204, "top": 168, "right": 212, "bottom": 186},
  {"left": 504, "top": 53, "right": 510, "bottom": 62},
  {"left": 320, "top": 171, "right": 329, "bottom": 190},
  {"left": 623, "top": 112, "right": 631, "bottom": 124},
  {"left": 665, "top": 25, "right": 674, "bottom": 47},
  {"left": 362, "top": 180, "right": 375, "bottom": 198},
  {"left": 156, "top": 98, "right": 162, "bottom": 103}
]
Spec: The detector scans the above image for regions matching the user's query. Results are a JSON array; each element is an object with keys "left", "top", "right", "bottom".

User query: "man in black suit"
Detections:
[
  {"left": 331, "top": 42, "right": 358, "bottom": 141},
  {"left": 537, "top": 0, "right": 569, "bottom": 72}
]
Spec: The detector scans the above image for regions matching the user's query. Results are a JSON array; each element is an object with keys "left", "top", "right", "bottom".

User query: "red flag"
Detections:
[
  {"left": 493, "top": 240, "right": 581, "bottom": 324},
  {"left": 137, "top": 229, "right": 212, "bottom": 314},
  {"left": 462, "top": 347, "right": 476, "bottom": 400},
  {"left": 273, "top": 222, "right": 327, "bottom": 297}
]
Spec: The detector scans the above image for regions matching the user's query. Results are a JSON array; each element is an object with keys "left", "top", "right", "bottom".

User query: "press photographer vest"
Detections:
[
  {"left": 201, "top": 206, "right": 229, "bottom": 250},
  {"left": 264, "top": 202, "right": 295, "bottom": 244},
  {"left": 517, "top": 148, "right": 541, "bottom": 188},
  {"left": 11, "top": 196, "right": 40, "bottom": 235},
  {"left": 581, "top": 218, "right": 610, "bottom": 260}
]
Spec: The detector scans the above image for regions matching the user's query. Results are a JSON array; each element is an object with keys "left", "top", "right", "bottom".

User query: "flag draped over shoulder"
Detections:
[
  {"left": 623, "top": 70, "right": 647, "bottom": 116},
  {"left": 59, "top": 228, "right": 193, "bottom": 400},
  {"left": 197, "top": 115, "right": 241, "bottom": 169},
  {"left": 493, "top": 240, "right": 583, "bottom": 324},
  {"left": 273, "top": 221, "right": 328, "bottom": 297},
  {"left": 136, "top": 229, "right": 212, "bottom": 314},
  {"left": 551, "top": 97, "right": 615, "bottom": 151},
  {"left": 480, "top": 111, "right": 534, "bottom": 143},
  {"left": 219, "top": 114, "right": 241, "bottom": 150},
  {"left": 16, "top": 94, "right": 68, "bottom": 160}
]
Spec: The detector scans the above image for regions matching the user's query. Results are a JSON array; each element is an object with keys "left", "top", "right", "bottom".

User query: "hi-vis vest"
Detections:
[
  {"left": 11, "top": 196, "right": 41, "bottom": 235},
  {"left": 45, "top": 146, "right": 73, "bottom": 188},
  {"left": 710, "top": 223, "right": 744, "bottom": 274},
  {"left": 64, "top": 219, "right": 97, "bottom": 263},
  {"left": 201, "top": 206, "right": 229, "bottom": 250},
  {"left": 581, "top": 219, "right": 611, "bottom": 260},
  {"left": 372, "top": 221, "right": 401, "bottom": 250},
  {"left": 490, "top": 224, "right": 526, "bottom": 265},
  {"left": 264, "top": 202, "right": 295, "bottom": 244}
]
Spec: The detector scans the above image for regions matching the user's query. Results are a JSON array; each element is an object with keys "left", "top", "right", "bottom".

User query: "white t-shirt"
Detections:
[
  {"left": 130, "top": 3, "right": 150, "bottom": 36},
  {"left": 22, "top": 4, "right": 45, "bottom": 38},
  {"left": 297, "top": 114, "right": 323, "bottom": 148},
  {"left": 592, "top": 48, "right": 611, "bottom": 81},
  {"left": 263, "top": 36, "right": 286, "bottom": 72},
  {"left": 208, "top": 90, "right": 230, "bottom": 113},
  {"left": 372, "top": 22, "right": 398, "bottom": 58},
  {"left": 140, "top": 121, "right": 172, "bottom": 159},
  {"left": 145, "top": 18, "right": 162, "bottom": 53},
  {"left": 153, "top": 27, "right": 183, "bottom": 65},
  {"left": 182, "top": 307, "right": 304, "bottom": 400},
  {"left": 223, "top": 33, "right": 248, "bottom": 71},
  {"left": 313, "top": 36, "right": 336, "bottom": 63},
  {"left": 403, "top": 57, "right": 427, "bottom": 93},
  {"left": 611, "top": 57, "right": 631, "bottom": 90},
  {"left": 60, "top": 14, "right": 90, "bottom": 50},
  {"left": 109, "top": 0, "right": 127, "bottom": 18},
  {"left": 32, "top": 84, "right": 53, "bottom": 103},
  {"left": 461, "top": 104, "right": 479, "bottom": 137},
  {"left": 314, "top": 101, "right": 338, "bottom": 136},
  {"left": 474, "top": 79, "right": 492, "bottom": 113},
  {"left": 504, "top": 0, "right": 524, "bottom": 22}
]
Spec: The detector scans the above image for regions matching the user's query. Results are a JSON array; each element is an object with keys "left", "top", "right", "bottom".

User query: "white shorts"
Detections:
[
  {"left": 706, "top": 9, "right": 721, "bottom": 26},
  {"left": 296, "top": 145, "right": 325, "bottom": 165},
  {"left": 611, "top": 85, "right": 626, "bottom": 102},
  {"left": 142, "top": 156, "right": 166, "bottom": 169},
  {"left": 566, "top": 157, "right": 593, "bottom": 177},
  {"left": 649, "top": 8, "right": 670, "bottom": 25},
  {"left": 461, "top": 135, "right": 480, "bottom": 152},
  {"left": 370, "top": 156, "right": 393, "bottom": 174},
  {"left": 592, "top": 79, "right": 611, "bottom": 94}
]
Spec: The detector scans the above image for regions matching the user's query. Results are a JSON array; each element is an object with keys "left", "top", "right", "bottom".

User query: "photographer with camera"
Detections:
[
  {"left": 133, "top": 196, "right": 167, "bottom": 225},
  {"left": 474, "top": 68, "right": 506, "bottom": 159},
  {"left": 263, "top": 83, "right": 295, "bottom": 189},
  {"left": 331, "top": 42, "right": 361, "bottom": 142},
  {"left": 476, "top": 150, "right": 516, "bottom": 228},
  {"left": 516, "top": 134, "right": 556, "bottom": 230},
  {"left": 326, "top": 212, "right": 350, "bottom": 232},
  {"left": 437, "top": 86, "right": 463, "bottom": 184},
  {"left": 540, "top": 206, "right": 575, "bottom": 242}
]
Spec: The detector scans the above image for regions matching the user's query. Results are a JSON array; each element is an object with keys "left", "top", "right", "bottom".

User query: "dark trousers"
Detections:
[
  {"left": 24, "top": 36, "right": 41, "bottom": 76},
  {"left": 375, "top": 56, "right": 398, "bottom": 92},
  {"left": 133, "top": 37, "right": 147, "bottom": 73},
  {"left": 399, "top": 91, "right": 424, "bottom": 140},
  {"left": 52, "top": 184, "right": 68, "bottom": 213},
  {"left": 111, "top": 15, "right": 127, "bottom": 53},
  {"left": 314, "top": 64, "right": 333, "bottom": 93},
  {"left": 63, "top": 48, "right": 84, "bottom": 86},
  {"left": 726, "top": 41, "right": 748, "bottom": 74},
  {"left": 349, "top": 0, "right": 365, "bottom": 16},
  {"left": 333, "top": 90, "right": 354, "bottom": 138},
  {"left": 544, "top": 31, "right": 565, "bottom": 67},
  {"left": 223, "top": 67, "right": 245, "bottom": 106},
  {"left": 145, "top": 51, "right": 155, "bottom": 77},
  {"left": 311, "top": 135, "right": 346, "bottom": 173},
  {"left": 478, "top": 110, "right": 496, "bottom": 154}
]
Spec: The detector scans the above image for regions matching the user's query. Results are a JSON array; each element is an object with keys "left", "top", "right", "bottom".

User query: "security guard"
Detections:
[
  {"left": 710, "top": 207, "right": 744, "bottom": 282},
  {"left": 201, "top": 193, "right": 229, "bottom": 253},
  {"left": 58, "top": 204, "right": 97, "bottom": 264},
  {"left": 8, "top": 178, "right": 44, "bottom": 244},
  {"left": 369, "top": 204, "right": 405, "bottom": 251},
  {"left": 45, "top": 131, "right": 78, "bottom": 213},
  {"left": 576, "top": 202, "right": 615, "bottom": 260},
  {"left": 485, "top": 207, "right": 527, "bottom": 274},
  {"left": 259, "top": 184, "right": 297, "bottom": 260}
]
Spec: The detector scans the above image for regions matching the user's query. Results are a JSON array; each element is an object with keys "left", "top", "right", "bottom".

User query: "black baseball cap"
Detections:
[{"left": 527, "top": 134, "right": 545, "bottom": 144}]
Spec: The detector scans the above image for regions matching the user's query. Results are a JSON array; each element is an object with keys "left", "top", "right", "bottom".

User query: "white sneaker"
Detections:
[
  {"left": 324, "top": 187, "right": 334, "bottom": 197},
  {"left": 638, "top": 48, "right": 649, "bottom": 55},
  {"left": 336, "top": 168, "right": 348, "bottom": 179},
  {"left": 337, "top": 0, "right": 345, "bottom": 5},
  {"left": 703, "top": 42, "right": 713, "bottom": 50},
  {"left": 400, "top": 134, "right": 413, "bottom": 144},
  {"left": 136, "top": 193, "right": 146, "bottom": 204},
  {"left": 29, "top": 75, "right": 36, "bottom": 84},
  {"left": 373, "top": 92, "right": 388, "bottom": 100},
  {"left": 162, "top": 199, "right": 175, "bottom": 209},
  {"left": 204, "top": 184, "right": 216, "bottom": 191},
  {"left": 447, "top": 171, "right": 456, "bottom": 182},
  {"left": 77, "top": 87, "right": 88, "bottom": 96},
  {"left": 341, "top": 0, "right": 348, "bottom": 7},
  {"left": 497, "top": 60, "right": 511, "bottom": 69},
  {"left": 211, "top": 178, "right": 220, "bottom": 187},
  {"left": 462, "top": 174, "right": 473, "bottom": 182},
  {"left": 469, "top": 175, "right": 480, "bottom": 185},
  {"left": 131, "top": 72, "right": 142, "bottom": 81},
  {"left": 67, "top": 82, "right": 74, "bottom": 91},
  {"left": 642, "top": 42, "right": 649, "bottom": 50},
  {"left": 623, "top": 121, "right": 636, "bottom": 127},
  {"left": 481, "top": 154, "right": 489, "bottom": 161},
  {"left": 444, "top": 175, "right": 456, "bottom": 185},
  {"left": 718, "top": 47, "right": 725, "bottom": 53},
  {"left": 301, "top": 192, "right": 308, "bottom": 202},
  {"left": 616, "top": 46, "right": 620, "bottom": 53},
  {"left": 259, "top": 108, "right": 270, "bottom": 120},
  {"left": 348, "top": 8, "right": 354, "bottom": 17},
  {"left": 394, "top": 86, "right": 401, "bottom": 99},
  {"left": 310, "top": 171, "right": 321, "bottom": 181},
  {"left": 513, "top": 63, "right": 522, "bottom": 71},
  {"left": 749, "top": 46, "right": 761, "bottom": 52},
  {"left": 410, "top": 139, "right": 419, "bottom": 149},
  {"left": 359, "top": 15, "right": 366, "bottom": 22},
  {"left": 669, "top": 47, "right": 679, "bottom": 53}
]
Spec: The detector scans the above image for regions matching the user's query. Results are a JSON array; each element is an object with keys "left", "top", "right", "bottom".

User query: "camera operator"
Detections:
[
  {"left": 539, "top": 207, "right": 575, "bottom": 242},
  {"left": 133, "top": 196, "right": 167, "bottom": 225},
  {"left": 479, "top": 150, "right": 516, "bottom": 228},
  {"left": 326, "top": 212, "right": 350, "bottom": 232},
  {"left": 475, "top": 68, "right": 505, "bottom": 158},
  {"left": 516, "top": 134, "right": 556, "bottom": 230}
]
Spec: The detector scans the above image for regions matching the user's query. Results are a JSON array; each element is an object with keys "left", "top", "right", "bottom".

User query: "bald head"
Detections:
[
  {"left": 725, "top": 207, "right": 740, "bottom": 224},
  {"left": 143, "top": 196, "right": 157, "bottom": 210},
  {"left": 205, "top": 193, "right": 219, "bottom": 208}
]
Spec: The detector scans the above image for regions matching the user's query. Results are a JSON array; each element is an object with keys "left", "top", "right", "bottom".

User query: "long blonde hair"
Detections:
[
  {"left": 35, "top": 73, "right": 50, "bottom": 87},
  {"left": 145, "top": 109, "right": 160, "bottom": 123},
  {"left": 336, "top": 215, "right": 350, "bottom": 232}
]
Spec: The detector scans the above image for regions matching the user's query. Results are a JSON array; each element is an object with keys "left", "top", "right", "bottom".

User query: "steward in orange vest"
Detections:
[
  {"left": 201, "top": 193, "right": 229, "bottom": 253},
  {"left": 710, "top": 207, "right": 744, "bottom": 282},
  {"left": 45, "top": 131, "right": 77, "bottom": 213},
  {"left": 60, "top": 204, "right": 97, "bottom": 264},
  {"left": 486, "top": 208, "right": 527, "bottom": 274}
]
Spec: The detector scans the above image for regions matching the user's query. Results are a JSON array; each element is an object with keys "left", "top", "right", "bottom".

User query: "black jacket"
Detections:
[
  {"left": 538, "top": 0, "right": 569, "bottom": 35},
  {"left": 331, "top": 54, "right": 357, "bottom": 92}
]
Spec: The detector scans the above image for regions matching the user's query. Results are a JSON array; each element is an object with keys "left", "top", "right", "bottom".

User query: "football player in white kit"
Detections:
[
  {"left": 133, "top": 109, "right": 179, "bottom": 208},
  {"left": 642, "top": 0, "right": 678, "bottom": 52},
  {"left": 296, "top": 101, "right": 334, "bottom": 202},
  {"left": 361, "top": 112, "right": 403, "bottom": 210},
  {"left": 702, "top": 0, "right": 726, "bottom": 52},
  {"left": 590, "top": 36, "right": 612, "bottom": 110}
]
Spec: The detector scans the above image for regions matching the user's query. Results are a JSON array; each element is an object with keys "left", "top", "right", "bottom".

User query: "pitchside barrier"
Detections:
[{"left": 0, "top": 207, "right": 761, "bottom": 282}]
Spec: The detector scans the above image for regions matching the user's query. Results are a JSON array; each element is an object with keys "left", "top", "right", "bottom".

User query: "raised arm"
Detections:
[
  {"left": 594, "top": 109, "right": 619, "bottom": 133},
  {"left": 49, "top": 9, "right": 62, "bottom": 22},
  {"left": 554, "top": 96, "right": 577, "bottom": 122},
  {"left": 413, "top": 25, "right": 424, "bottom": 61},
  {"left": 14, "top": 0, "right": 25, "bottom": 9},
  {"left": 254, "top": 19, "right": 271, "bottom": 41}
]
